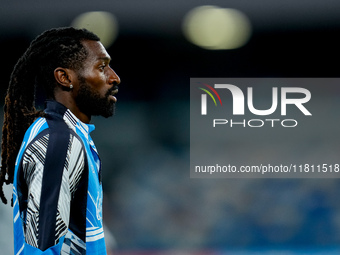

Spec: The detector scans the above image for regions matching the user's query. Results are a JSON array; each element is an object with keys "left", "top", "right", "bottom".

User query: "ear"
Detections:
[{"left": 54, "top": 67, "right": 75, "bottom": 89}]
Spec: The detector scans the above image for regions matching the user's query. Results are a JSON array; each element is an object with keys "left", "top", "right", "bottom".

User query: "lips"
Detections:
[
  {"left": 108, "top": 87, "right": 118, "bottom": 102},
  {"left": 111, "top": 88, "right": 118, "bottom": 95}
]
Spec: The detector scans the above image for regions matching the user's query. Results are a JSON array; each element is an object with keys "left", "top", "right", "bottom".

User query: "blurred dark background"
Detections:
[{"left": 1, "top": 1, "right": 340, "bottom": 254}]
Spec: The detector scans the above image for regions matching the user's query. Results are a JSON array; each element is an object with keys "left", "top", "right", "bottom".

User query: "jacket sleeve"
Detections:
[{"left": 22, "top": 132, "right": 85, "bottom": 252}]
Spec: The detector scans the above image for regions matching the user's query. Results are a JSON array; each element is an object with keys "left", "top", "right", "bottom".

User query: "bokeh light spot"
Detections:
[
  {"left": 71, "top": 11, "right": 118, "bottom": 48},
  {"left": 182, "top": 6, "right": 252, "bottom": 50}
]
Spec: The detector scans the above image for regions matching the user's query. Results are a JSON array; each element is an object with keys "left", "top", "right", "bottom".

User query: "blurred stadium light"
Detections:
[
  {"left": 71, "top": 11, "right": 119, "bottom": 48},
  {"left": 182, "top": 6, "right": 251, "bottom": 50}
]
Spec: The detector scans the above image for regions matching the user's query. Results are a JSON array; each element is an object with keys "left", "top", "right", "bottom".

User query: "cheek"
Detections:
[
  {"left": 97, "top": 83, "right": 110, "bottom": 97},
  {"left": 84, "top": 73, "right": 107, "bottom": 89}
]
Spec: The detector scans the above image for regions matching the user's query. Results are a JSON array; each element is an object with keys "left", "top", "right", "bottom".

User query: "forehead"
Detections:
[{"left": 82, "top": 40, "right": 110, "bottom": 63}]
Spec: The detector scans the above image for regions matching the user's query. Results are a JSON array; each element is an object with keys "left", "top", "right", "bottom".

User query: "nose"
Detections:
[{"left": 108, "top": 67, "right": 121, "bottom": 86}]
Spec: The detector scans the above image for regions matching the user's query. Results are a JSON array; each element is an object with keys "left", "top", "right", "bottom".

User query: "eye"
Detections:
[{"left": 99, "top": 63, "right": 107, "bottom": 71}]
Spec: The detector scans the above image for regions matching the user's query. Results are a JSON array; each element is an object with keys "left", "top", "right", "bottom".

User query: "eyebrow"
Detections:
[{"left": 97, "top": 56, "right": 111, "bottom": 62}]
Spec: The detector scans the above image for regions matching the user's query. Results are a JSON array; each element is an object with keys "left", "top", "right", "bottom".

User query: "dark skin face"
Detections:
[{"left": 54, "top": 40, "right": 121, "bottom": 123}]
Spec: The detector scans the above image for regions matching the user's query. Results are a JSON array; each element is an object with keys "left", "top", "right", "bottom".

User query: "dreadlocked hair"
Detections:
[{"left": 0, "top": 27, "right": 100, "bottom": 204}]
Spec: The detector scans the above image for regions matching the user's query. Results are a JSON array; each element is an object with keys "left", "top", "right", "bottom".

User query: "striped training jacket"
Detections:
[{"left": 13, "top": 100, "right": 107, "bottom": 254}]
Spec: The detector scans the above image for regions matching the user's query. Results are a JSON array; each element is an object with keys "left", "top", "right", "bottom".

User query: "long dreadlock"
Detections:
[{"left": 0, "top": 27, "right": 100, "bottom": 204}]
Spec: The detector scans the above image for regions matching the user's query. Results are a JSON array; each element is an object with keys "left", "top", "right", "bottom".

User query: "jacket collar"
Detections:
[{"left": 44, "top": 100, "right": 95, "bottom": 137}]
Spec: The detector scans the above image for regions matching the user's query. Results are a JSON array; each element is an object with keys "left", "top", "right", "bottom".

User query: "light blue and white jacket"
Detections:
[{"left": 13, "top": 100, "right": 107, "bottom": 255}]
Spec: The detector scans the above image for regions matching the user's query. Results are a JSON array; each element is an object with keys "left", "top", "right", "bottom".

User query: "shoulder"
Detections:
[
  {"left": 22, "top": 117, "right": 49, "bottom": 146},
  {"left": 23, "top": 115, "right": 85, "bottom": 159},
  {"left": 22, "top": 116, "right": 87, "bottom": 189}
]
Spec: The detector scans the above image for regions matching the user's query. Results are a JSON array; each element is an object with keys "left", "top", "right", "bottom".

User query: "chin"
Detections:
[{"left": 98, "top": 103, "right": 115, "bottom": 118}]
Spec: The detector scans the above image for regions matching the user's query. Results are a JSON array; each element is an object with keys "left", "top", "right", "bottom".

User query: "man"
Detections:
[{"left": 0, "top": 27, "right": 120, "bottom": 254}]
